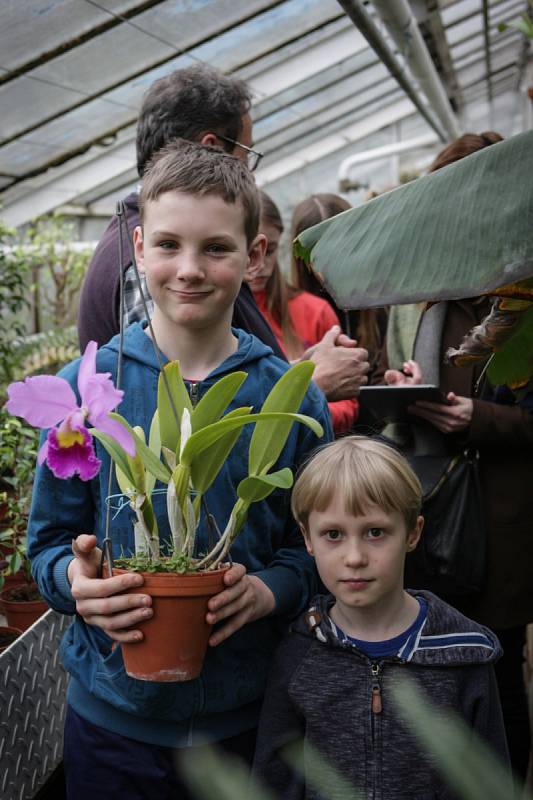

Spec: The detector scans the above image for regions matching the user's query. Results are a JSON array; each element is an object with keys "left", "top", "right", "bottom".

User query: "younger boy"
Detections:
[
  {"left": 27, "top": 141, "right": 331, "bottom": 799},
  {"left": 253, "top": 436, "right": 509, "bottom": 799}
]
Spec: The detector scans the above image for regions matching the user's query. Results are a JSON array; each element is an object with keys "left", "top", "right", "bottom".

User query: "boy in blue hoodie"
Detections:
[
  {"left": 27, "top": 140, "right": 332, "bottom": 799},
  {"left": 253, "top": 436, "right": 509, "bottom": 799}
]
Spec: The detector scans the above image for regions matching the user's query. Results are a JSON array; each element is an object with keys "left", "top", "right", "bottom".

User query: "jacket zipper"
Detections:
[
  {"left": 371, "top": 661, "right": 383, "bottom": 714},
  {"left": 189, "top": 382, "right": 199, "bottom": 407},
  {"left": 370, "top": 661, "right": 383, "bottom": 799}
]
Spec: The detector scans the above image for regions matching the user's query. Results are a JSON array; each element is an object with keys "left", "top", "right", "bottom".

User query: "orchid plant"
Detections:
[
  {"left": 6, "top": 341, "right": 135, "bottom": 480},
  {"left": 7, "top": 342, "right": 323, "bottom": 574}
]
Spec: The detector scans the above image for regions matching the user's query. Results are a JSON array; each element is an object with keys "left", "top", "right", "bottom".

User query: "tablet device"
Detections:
[{"left": 358, "top": 385, "right": 447, "bottom": 423}]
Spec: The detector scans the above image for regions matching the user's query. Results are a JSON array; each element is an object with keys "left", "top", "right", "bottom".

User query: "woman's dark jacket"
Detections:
[{"left": 373, "top": 299, "right": 533, "bottom": 629}]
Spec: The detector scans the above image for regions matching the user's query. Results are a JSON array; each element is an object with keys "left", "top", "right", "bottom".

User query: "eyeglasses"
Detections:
[{"left": 217, "top": 134, "right": 264, "bottom": 172}]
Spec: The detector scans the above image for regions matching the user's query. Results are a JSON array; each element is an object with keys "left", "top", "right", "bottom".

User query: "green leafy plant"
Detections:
[
  {"left": 294, "top": 130, "right": 533, "bottom": 386},
  {"left": 99, "top": 360, "right": 324, "bottom": 573},
  {"left": 12, "top": 214, "right": 91, "bottom": 333},
  {"left": 0, "top": 410, "right": 39, "bottom": 592},
  {"left": 497, "top": 1, "right": 533, "bottom": 38},
  {"left": 0, "top": 220, "right": 30, "bottom": 386}
]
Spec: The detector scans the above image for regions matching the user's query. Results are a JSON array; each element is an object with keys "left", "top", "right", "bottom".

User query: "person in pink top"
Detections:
[{"left": 245, "top": 192, "right": 358, "bottom": 435}]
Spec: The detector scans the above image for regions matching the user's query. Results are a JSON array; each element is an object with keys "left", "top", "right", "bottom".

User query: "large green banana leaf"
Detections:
[{"left": 295, "top": 130, "right": 533, "bottom": 309}]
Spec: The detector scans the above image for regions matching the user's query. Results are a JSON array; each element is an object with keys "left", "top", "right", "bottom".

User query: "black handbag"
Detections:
[{"left": 405, "top": 448, "right": 487, "bottom": 596}]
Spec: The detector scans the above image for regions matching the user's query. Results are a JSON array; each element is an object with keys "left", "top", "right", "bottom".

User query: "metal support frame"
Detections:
[
  {"left": 371, "top": 0, "right": 460, "bottom": 139},
  {"left": 335, "top": 0, "right": 449, "bottom": 142}
]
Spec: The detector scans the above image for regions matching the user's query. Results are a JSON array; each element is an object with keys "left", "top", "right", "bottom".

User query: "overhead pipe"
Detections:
[
  {"left": 338, "top": 132, "right": 439, "bottom": 189},
  {"left": 482, "top": 0, "right": 494, "bottom": 106},
  {"left": 372, "top": 0, "right": 461, "bottom": 140},
  {"left": 336, "top": 0, "right": 449, "bottom": 143}
]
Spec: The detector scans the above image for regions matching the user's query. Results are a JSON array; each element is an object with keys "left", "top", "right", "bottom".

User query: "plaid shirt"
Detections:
[{"left": 122, "top": 263, "right": 154, "bottom": 328}]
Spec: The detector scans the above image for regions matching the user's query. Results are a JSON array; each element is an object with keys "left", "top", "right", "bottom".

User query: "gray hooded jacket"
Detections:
[{"left": 253, "top": 590, "right": 509, "bottom": 799}]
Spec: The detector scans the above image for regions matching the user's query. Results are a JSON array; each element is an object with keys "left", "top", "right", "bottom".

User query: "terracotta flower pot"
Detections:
[
  {"left": 113, "top": 566, "right": 229, "bottom": 682},
  {"left": 0, "top": 583, "right": 48, "bottom": 631},
  {"left": 0, "top": 625, "right": 22, "bottom": 654}
]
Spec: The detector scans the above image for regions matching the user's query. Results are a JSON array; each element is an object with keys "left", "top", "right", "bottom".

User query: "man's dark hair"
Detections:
[
  {"left": 136, "top": 64, "right": 252, "bottom": 177},
  {"left": 139, "top": 139, "right": 261, "bottom": 245}
]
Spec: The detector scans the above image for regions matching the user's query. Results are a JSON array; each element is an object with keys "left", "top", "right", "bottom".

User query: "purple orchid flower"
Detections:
[{"left": 6, "top": 341, "right": 135, "bottom": 481}]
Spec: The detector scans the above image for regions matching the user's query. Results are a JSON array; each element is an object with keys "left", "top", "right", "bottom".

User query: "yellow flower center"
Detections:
[{"left": 56, "top": 428, "right": 84, "bottom": 448}]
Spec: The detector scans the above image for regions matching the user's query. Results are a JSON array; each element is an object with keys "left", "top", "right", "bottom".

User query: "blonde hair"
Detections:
[{"left": 292, "top": 436, "right": 422, "bottom": 532}]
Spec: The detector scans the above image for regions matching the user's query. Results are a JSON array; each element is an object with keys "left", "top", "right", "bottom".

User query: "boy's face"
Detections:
[
  {"left": 303, "top": 491, "right": 423, "bottom": 618},
  {"left": 134, "top": 190, "right": 265, "bottom": 335}
]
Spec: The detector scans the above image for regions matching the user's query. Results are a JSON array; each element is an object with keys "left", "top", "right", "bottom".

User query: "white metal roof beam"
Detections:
[
  {"left": 256, "top": 97, "right": 416, "bottom": 186},
  {"left": 1, "top": 139, "right": 135, "bottom": 228}
]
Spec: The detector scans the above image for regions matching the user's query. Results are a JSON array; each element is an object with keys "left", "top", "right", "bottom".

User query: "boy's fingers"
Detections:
[
  {"left": 71, "top": 534, "right": 98, "bottom": 556},
  {"left": 84, "top": 605, "right": 153, "bottom": 634},
  {"left": 208, "top": 575, "right": 247, "bottom": 614},
  {"left": 222, "top": 563, "right": 246, "bottom": 586},
  {"left": 209, "top": 609, "right": 248, "bottom": 647},
  {"left": 72, "top": 572, "right": 144, "bottom": 600},
  {"left": 75, "top": 589, "right": 151, "bottom": 614}
]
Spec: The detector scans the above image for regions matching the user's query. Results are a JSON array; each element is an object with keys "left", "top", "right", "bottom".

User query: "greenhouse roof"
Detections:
[{"left": 0, "top": 0, "right": 530, "bottom": 227}]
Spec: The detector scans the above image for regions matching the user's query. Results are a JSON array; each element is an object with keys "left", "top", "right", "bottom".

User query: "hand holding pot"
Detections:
[
  {"left": 68, "top": 534, "right": 153, "bottom": 643},
  {"left": 206, "top": 563, "right": 275, "bottom": 647}
]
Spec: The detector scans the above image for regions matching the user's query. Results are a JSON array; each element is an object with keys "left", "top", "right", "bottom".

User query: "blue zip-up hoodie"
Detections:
[{"left": 28, "top": 323, "right": 332, "bottom": 747}]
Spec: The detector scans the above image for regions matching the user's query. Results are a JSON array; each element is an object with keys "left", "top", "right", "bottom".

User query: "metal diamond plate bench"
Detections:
[{"left": 0, "top": 610, "right": 71, "bottom": 800}]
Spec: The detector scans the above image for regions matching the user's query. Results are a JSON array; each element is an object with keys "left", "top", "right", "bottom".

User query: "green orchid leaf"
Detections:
[
  {"left": 171, "top": 463, "right": 191, "bottom": 511},
  {"left": 237, "top": 468, "right": 294, "bottom": 503},
  {"left": 162, "top": 446, "right": 177, "bottom": 471},
  {"left": 158, "top": 361, "right": 191, "bottom": 452},
  {"left": 91, "top": 429, "right": 135, "bottom": 485},
  {"left": 191, "top": 372, "right": 247, "bottom": 432},
  {"left": 190, "top": 407, "right": 253, "bottom": 494},
  {"left": 487, "top": 305, "right": 533, "bottom": 385},
  {"left": 393, "top": 678, "right": 520, "bottom": 800},
  {"left": 140, "top": 496, "right": 158, "bottom": 537},
  {"left": 109, "top": 413, "right": 171, "bottom": 485},
  {"left": 115, "top": 462, "right": 136, "bottom": 496},
  {"left": 181, "top": 411, "right": 323, "bottom": 466},
  {"left": 295, "top": 131, "right": 533, "bottom": 309},
  {"left": 146, "top": 413, "right": 161, "bottom": 497},
  {"left": 249, "top": 361, "right": 316, "bottom": 475}
]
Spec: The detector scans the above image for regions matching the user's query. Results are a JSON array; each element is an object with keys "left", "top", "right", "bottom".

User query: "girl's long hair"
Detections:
[
  {"left": 290, "top": 193, "right": 382, "bottom": 361},
  {"left": 260, "top": 192, "right": 304, "bottom": 359}
]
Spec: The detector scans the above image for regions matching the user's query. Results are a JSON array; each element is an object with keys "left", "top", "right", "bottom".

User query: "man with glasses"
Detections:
[{"left": 78, "top": 64, "right": 369, "bottom": 404}]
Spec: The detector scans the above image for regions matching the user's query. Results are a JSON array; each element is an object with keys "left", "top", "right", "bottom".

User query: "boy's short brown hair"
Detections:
[
  {"left": 139, "top": 139, "right": 260, "bottom": 245},
  {"left": 292, "top": 436, "right": 422, "bottom": 532}
]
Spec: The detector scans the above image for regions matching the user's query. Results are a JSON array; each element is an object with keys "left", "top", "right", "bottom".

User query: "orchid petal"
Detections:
[
  {"left": 77, "top": 341, "right": 97, "bottom": 403},
  {"left": 94, "top": 416, "right": 136, "bottom": 457},
  {"left": 85, "top": 375, "right": 124, "bottom": 420},
  {"left": 60, "top": 409, "right": 86, "bottom": 434},
  {"left": 6, "top": 376, "right": 78, "bottom": 428},
  {"left": 37, "top": 440, "right": 49, "bottom": 465},
  {"left": 46, "top": 428, "right": 101, "bottom": 481}
]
